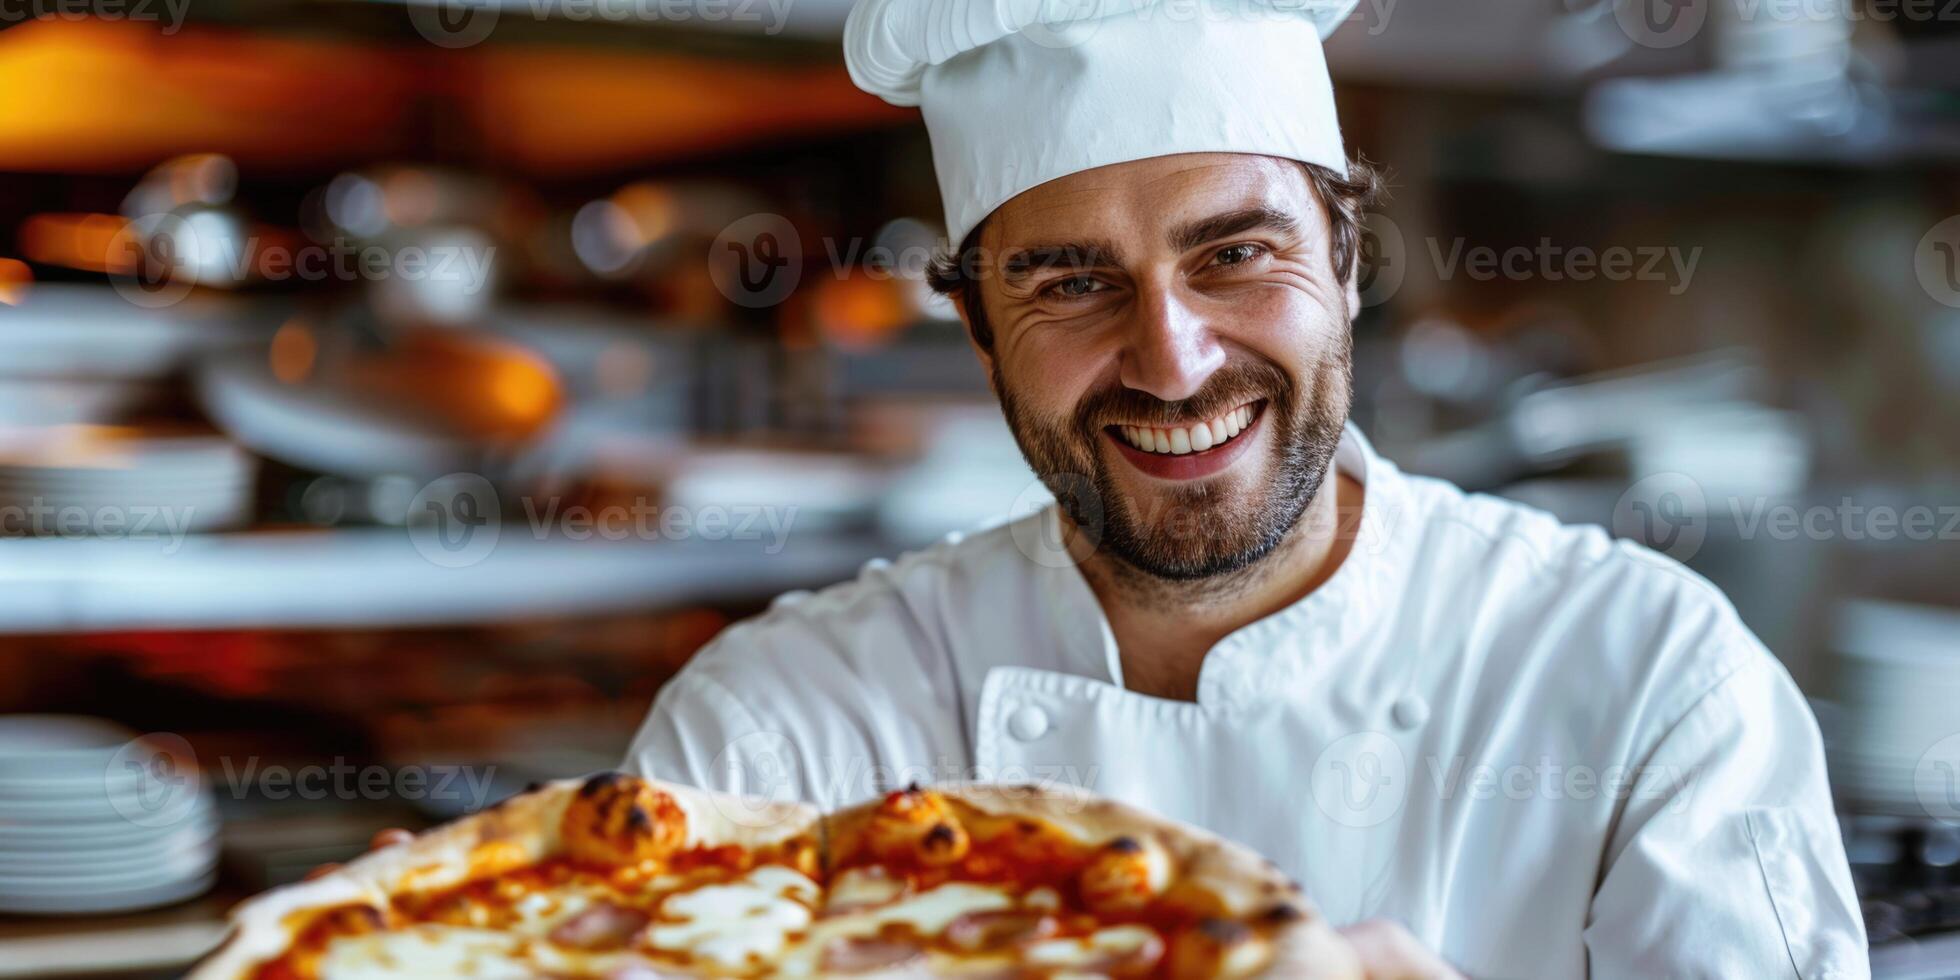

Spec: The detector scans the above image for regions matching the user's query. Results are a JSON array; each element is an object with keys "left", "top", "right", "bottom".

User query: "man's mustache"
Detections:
[{"left": 1073, "top": 362, "right": 1292, "bottom": 433}]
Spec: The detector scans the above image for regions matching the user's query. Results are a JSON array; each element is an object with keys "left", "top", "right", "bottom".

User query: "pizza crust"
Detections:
[
  {"left": 188, "top": 775, "right": 820, "bottom": 980},
  {"left": 827, "top": 782, "right": 1362, "bottom": 980}
]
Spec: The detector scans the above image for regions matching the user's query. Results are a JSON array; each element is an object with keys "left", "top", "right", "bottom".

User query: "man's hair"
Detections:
[{"left": 926, "top": 156, "right": 1386, "bottom": 352}]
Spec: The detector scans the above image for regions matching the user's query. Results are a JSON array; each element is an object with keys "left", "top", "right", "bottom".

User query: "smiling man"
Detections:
[{"left": 626, "top": 0, "right": 1868, "bottom": 975}]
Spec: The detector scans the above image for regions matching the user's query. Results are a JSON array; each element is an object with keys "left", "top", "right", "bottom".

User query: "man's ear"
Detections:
[
  {"left": 1345, "top": 262, "right": 1362, "bottom": 319},
  {"left": 952, "top": 293, "right": 1000, "bottom": 396}
]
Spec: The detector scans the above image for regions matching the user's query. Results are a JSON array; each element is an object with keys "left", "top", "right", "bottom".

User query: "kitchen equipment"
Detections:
[
  {"left": 0, "top": 717, "right": 219, "bottom": 915},
  {"left": 0, "top": 425, "right": 257, "bottom": 535}
]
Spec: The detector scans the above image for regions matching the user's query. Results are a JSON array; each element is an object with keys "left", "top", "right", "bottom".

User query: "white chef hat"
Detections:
[{"left": 844, "top": 0, "right": 1361, "bottom": 246}]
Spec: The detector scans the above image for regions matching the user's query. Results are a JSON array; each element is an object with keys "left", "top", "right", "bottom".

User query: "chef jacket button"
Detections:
[
  {"left": 1392, "top": 695, "right": 1429, "bottom": 730},
  {"left": 1007, "top": 704, "right": 1050, "bottom": 742}
]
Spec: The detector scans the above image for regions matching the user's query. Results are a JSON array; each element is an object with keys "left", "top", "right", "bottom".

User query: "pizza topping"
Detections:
[
  {"left": 824, "top": 866, "right": 907, "bottom": 913},
  {"left": 316, "top": 926, "right": 535, "bottom": 979},
  {"left": 819, "top": 937, "right": 928, "bottom": 972},
  {"left": 561, "top": 773, "right": 689, "bottom": 867},
  {"left": 944, "top": 910, "right": 1059, "bottom": 951},
  {"left": 1078, "top": 833, "right": 1173, "bottom": 913},
  {"left": 1022, "top": 923, "right": 1166, "bottom": 975},
  {"left": 548, "top": 901, "right": 651, "bottom": 951},
  {"left": 865, "top": 786, "right": 971, "bottom": 867},
  {"left": 1167, "top": 917, "right": 1273, "bottom": 979},
  {"left": 643, "top": 864, "right": 819, "bottom": 970}
]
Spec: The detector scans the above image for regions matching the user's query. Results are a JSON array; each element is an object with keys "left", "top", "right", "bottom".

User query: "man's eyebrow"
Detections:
[
  {"left": 1000, "top": 240, "right": 1124, "bottom": 283},
  {"left": 1169, "top": 206, "right": 1301, "bottom": 252}
]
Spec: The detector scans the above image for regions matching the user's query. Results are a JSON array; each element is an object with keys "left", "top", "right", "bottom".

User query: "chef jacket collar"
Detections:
[{"left": 1030, "top": 422, "right": 1403, "bottom": 708}]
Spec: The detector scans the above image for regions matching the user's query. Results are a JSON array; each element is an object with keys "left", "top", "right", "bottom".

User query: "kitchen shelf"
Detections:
[{"left": 0, "top": 528, "right": 894, "bottom": 634}]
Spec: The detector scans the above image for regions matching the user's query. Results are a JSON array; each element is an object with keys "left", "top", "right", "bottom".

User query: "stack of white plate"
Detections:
[
  {"left": 1829, "top": 600, "right": 1960, "bottom": 821},
  {"left": 0, "top": 717, "right": 219, "bottom": 914},
  {"left": 0, "top": 425, "right": 256, "bottom": 535}
]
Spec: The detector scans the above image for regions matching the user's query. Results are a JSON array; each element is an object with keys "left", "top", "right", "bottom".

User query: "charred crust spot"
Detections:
[
  {"left": 579, "top": 771, "right": 627, "bottom": 798},
  {"left": 625, "top": 805, "right": 653, "bottom": 832},
  {"left": 1198, "top": 918, "right": 1251, "bottom": 943},
  {"left": 1105, "top": 835, "right": 1143, "bottom": 854},
  {"left": 922, "top": 823, "right": 958, "bottom": 851},
  {"left": 1017, "top": 820, "right": 1040, "bottom": 834},
  {"left": 1261, "top": 903, "right": 1304, "bottom": 924},
  {"left": 904, "top": 781, "right": 922, "bottom": 794},
  {"left": 523, "top": 781, "right": 545, "bottom": 794}
]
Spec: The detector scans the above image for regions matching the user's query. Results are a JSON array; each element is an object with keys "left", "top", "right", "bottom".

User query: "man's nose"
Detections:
[{"left": 1118, "top": 286, "right": 1226, "bottom": 403}]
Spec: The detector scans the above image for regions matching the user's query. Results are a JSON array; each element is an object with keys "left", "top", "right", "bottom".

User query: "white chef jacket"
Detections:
[{"left": 625, "top": 425, "right": 1868, "bottom": 979}]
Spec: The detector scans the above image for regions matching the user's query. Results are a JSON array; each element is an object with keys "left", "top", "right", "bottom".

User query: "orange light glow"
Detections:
[
  {"left": 0, "top": 258, "right": 31, "bottom": 305},
  {"left": 611, "top": 183, "right": 677, "bottom": 245},
  {"left": 487, "top": 354, "right": 562, "bottom": 431},
  {"left": 811, "top": 273, "right": 914, "bottom": 351},
  {"left": 18, "top": 213, "right": 136, "bottom": 273},
  {"left": 269, "top": 319, "right": 318, "bottom": 385}
]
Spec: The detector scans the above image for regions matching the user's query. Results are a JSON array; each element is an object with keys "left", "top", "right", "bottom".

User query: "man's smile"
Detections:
[{"left": 1103, "top": 400, "right": 1267, "bottom": 481}]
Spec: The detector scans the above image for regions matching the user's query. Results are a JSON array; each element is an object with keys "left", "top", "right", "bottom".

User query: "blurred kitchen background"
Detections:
[{"left": 0, "top": 0, "right": 1956, "bottom": 975}]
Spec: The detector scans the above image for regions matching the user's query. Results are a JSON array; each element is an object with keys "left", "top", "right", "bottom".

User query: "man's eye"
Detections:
[
  {"left": 1049, "top": 275, "right": 1104, "bottom": 298},
  {"left": 1214, "top": 243, "right": 1264, "bottom": 266}
]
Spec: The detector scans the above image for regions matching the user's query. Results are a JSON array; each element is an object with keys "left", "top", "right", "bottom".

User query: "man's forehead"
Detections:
[{"left": 982, "top": 153, "right": 1319, "bottom": 249}]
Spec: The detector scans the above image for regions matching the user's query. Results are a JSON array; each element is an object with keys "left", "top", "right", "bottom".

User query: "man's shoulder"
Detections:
[{"left": 1392, "top": 466, "right": 1773, "bottom": 719}]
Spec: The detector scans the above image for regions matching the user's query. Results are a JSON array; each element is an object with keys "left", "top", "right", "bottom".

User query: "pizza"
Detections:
[{"left": 192, "top": 773, "right": 1358, "bottom": 979}]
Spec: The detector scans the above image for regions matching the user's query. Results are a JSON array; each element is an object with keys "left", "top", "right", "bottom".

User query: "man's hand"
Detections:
[
  {"left": 302, "top": 828, "right": 414, "bottom": 881},
  {"left": 1339, "top": 919, "right": 1467, "bottom": 980}
]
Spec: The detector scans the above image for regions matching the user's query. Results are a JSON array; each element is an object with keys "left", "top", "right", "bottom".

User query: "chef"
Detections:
[{"left": 626, "top": 0, "right": 1868, "bottom": 975}]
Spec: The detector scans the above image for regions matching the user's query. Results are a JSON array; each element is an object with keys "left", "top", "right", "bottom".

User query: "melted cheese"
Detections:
[
  {"left": 1023, "top": 924, "right": 1162, "bottom": 969},
  {"left": 317, "top": 926, "right": 535, "bottom": 979},
  {"left": 644, "top": 864, "right": 820, "bottom": 970},
  {"left": 775, "top": 882, "right": 1015, "bottom": 975}
]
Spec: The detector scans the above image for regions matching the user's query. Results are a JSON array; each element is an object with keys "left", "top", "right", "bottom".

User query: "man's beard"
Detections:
[{"left": 996, "top": 339, "right": 1351, "bottom": 583}]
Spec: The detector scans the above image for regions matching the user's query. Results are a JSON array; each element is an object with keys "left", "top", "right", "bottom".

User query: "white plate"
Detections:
[
  {"left": 0, "top": 869, "right": 215, "bottom": 915},
  {"left": 0, "top": 821, "right": 217, "bottom": 872},
  {"left": 0, "top": 807, "right": 216, "bottom": 849},
  {"left": 0, "top": 783, "right": 210, "bottom": 831},
  {"left": 0, "top": 716, "right": 135, "bottom": 781},
  {"left": 0, "top": 844, "right": 217, "bottom": 895}
]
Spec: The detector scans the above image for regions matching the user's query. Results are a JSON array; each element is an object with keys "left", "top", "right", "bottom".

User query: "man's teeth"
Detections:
[{"left": 1118, "top": 404, "right": 1256, "bottom": 455}]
